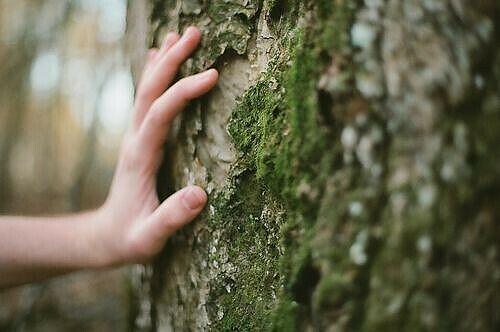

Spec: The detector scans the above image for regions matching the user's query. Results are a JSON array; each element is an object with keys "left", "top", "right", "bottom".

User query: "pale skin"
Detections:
[{"left": 0, "top": 27, "right": 217, "bottom": 289}]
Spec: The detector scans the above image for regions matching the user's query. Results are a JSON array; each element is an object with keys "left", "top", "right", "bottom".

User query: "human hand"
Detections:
[{"left": 94, "top": 27, "right": 218, "bottom": 266}]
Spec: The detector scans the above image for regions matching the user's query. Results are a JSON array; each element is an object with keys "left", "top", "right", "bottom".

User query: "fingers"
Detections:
[
  {"left": 134, "top": 32, "right": 181, "bottom": 127},
  {"left": 137, "top": 68, "right": 218, "bottom": 158},
  {"left": 147, "top": 49, "right": 158, "bottom": 64},
  {"left": 134, "top": 27, "right": 201, "bottom": 127},
  {"left": 153, "top": 27, "right": 201, "bottom": 83},
  {"left": 159, "top": 32, "right": 180, "bottom": 53},
  {"left": 142, "top": 33, "right": 181, "bottom": 78},
  {"left": 133, "top": 186, "right": 207, "bottom": 255},
  {"left": 143, "top": 32, "right": 180, "bottom": 76},
  {"left": 144, "top": 33, "right": 179, "bottom": 74},
  {"left": 141, "top": 31, "right": 179, "bottom": 76},
  {"left": 141, "top": 49, "right": 158, "bottom": 79}
]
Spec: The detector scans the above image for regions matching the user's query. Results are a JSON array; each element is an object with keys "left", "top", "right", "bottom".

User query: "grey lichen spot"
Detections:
[
  {"left": 387, "top": 294, "right": 405, "bottom": 315},
  {"left": 350, "top": 230, "right": 369, "bottom": 265},
  {"left": 440, "top": 162, "right": 457, "bottom": 182},
  {"left": 217, "top": 308, "right": 224, "bottom": 321},
  {"left": 351, "top": 22, "right": 376, "bottom": 48},
  {"left": 349, "top": 201, "right": 364, "bottom": 217},
  {"left": 342, "top": 126, "right": 359, "bottom": 164},
  {"left": 474, "top": 74, "right": 485, "bottom": 90},
  {"left": 417, "top": 184, "right": 436, "bottom": 208},
  {"left": 356, "top": 71, "right": 384, "bottom": 98},
  {"left": 341, "top": 126, "right": 358, "bottom": 151},
  {"left": 356, "top": 135, "right": 375, "bottom": 169},
  {"left": 417, "top": 235, "right": 432, "bottom": 254}
]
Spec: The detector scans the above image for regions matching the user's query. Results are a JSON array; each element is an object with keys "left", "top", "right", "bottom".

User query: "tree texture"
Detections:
[{"left": 128, "top": 0, "right": 499, "bottom": 331}]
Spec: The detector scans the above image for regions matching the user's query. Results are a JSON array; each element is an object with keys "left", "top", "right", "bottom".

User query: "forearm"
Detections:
[{"left": 0, "top": 210, "right": 108, "bottom": 288}]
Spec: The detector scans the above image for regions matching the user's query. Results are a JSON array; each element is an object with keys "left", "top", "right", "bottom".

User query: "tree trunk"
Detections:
[{"left": 127, "top": 1, "right": 500, "bottom": 330}]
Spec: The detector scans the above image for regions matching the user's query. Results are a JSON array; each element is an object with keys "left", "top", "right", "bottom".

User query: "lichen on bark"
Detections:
[{"left": 128, "top": 0, "right": 500, "bottom": 331}]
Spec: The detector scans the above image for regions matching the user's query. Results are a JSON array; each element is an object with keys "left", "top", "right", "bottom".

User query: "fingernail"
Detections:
[
  {"left": 201, "top": 69, "right": 217, "bottom": 79},
  {"left": 185, "top": 26, "right": 198, "bottom": 36},
  {"left": 183, "top": 187, "right": 207, "bottom": 210},
  {"left": 162, "top": 32, "right": 175, "bottom": 46},
  {"left": 201, "top": 69, "right": 211, "bottom": 77}
]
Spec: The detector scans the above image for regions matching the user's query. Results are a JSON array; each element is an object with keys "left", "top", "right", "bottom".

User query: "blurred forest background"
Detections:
[{"left": 0, "top": 0, "right": 134, "bottom": 330}]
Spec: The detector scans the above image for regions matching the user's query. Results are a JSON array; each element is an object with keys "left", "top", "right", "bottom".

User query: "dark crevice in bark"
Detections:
[
  {"left": 211, "top": 48, "right": 243, "bottom": 72},
  {"left": 269, "top": 0, "right": 289, "bottom": 22},
  {"left": 290, "top": 259, "right": 321, "bottom": 306}
]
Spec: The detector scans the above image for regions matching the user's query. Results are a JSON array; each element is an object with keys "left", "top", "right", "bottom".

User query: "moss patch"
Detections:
[{"left": 210, "top": 0, "right": 360, "bottom": 329}]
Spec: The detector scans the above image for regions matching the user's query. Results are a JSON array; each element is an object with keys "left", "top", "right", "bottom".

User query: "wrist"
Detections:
[{"left": 86, "top": 205, "right": 121, "bottom": 268}]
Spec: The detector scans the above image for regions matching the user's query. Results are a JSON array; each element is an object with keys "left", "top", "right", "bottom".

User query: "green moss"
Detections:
[
  {"left": 270, "top": 296, "right": 300, "bottom": 331},
  {"left": 221, "top": 0, "right": 360, "bottom": 329},
  {"left": 228, "top": 71, "right": 286, "bottom": 193},
  {"left": 205, "top": 173, "right": 284, "bottom": 331}
]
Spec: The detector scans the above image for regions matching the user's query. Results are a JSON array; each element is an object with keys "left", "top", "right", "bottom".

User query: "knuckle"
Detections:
[
  {"left": 164, "top": 51, "right": 183, "bottom": 68},
  {"left": 170, "top": 81, "right": 189, "bottom": 102},
  {"left": 145, "top": 108, "right": 164, "bottom": 129},
  {"left": 137, "top": 83, "right": 153, "bottom": 101},
  {"left": 164, "top": 32, "right": 176, "bottom": 43},
  {"left": 148, "top": 99, "right": 163, "bottom": 117},
  {"left": 136, "top": 78, "right": 158, "bottom": 101}
]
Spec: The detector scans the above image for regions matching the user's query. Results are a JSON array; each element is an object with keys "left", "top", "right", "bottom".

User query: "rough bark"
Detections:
[{"left": 128, "top": 1, "right": 500, "bottom": 331}]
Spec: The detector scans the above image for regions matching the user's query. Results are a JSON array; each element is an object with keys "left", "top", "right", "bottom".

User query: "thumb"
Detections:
[{"left": 136, "top": 186, "right": 207, "bottom": 255}]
